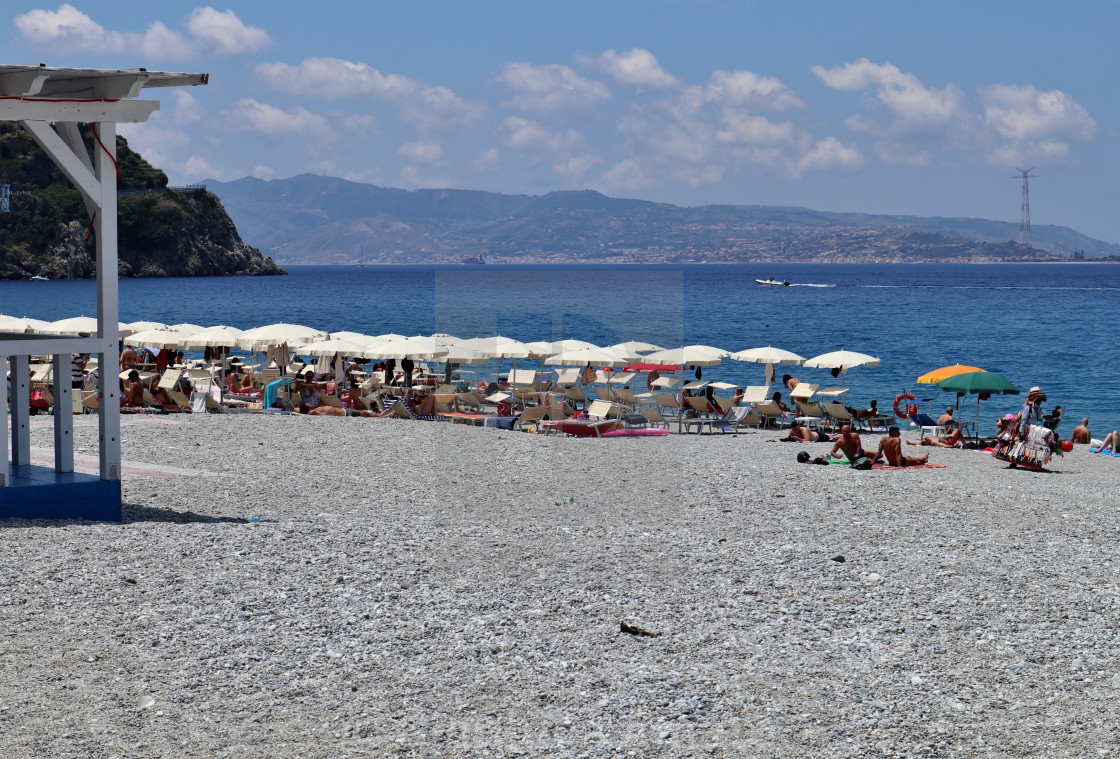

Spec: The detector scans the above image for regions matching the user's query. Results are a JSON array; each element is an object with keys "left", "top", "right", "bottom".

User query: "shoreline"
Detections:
[{"left": 2, "top": 414, "right": 1114, "bottom": 756}]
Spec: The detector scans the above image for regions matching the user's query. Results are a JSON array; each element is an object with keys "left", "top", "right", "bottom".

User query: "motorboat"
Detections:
[
  {"left": 29, "top": 275, "right": 49, "bottom": 281},
  {"left": 755, "top": 278, "right": 789, "bottom": 286}
]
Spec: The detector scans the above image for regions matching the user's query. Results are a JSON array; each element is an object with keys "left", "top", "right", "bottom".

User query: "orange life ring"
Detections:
[{"left": 893, "top": 392, "right": 916, "bottom": 420}]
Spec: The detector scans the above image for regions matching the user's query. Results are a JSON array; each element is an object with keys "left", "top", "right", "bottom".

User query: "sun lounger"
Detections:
[
  {"left": 587, "top": 399, "right": 620, "bottom": 420},
  {"left": 790, "top": 383, "right": 819, "bottom": 401},
  {"left": 168, "top": 389, "right": 193, "bottom": 412},
  {"left": 516, "top": 405, "right": 548, "bottom": 430},
  {"left": 456, "top": 392, "right": 484, "bottom": 410},
  {"left": 794, "top": 400, "right": 827, "bottom": 429},
  {"left": 317, "top": 392, "right": 345, "bottom": 409},
  {"left": 755, "top": 400, "right": 792, "bottom": 428}
]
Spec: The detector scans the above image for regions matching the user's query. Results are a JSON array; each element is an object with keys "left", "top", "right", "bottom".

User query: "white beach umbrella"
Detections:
[
  {"left": 126, "top": 327, "right": 189, "bottom": 348},
  {"left": 295, "top": 337, "right": 380, "bottom": 359},
  {"left": 803, "top": 349, "right": 881, "bottom": 386},
  {"left": 327, "top": 330, "right": 371, "bottom": 342},
  {"left": 544, "top": 348, "right": 630, "bottom": 367},
  {"left": 183, "top": 325, "right": 245, "bottom": 348},
  {"left": 45, "top": 315, "right": 102, "bottom": 335},
  {"left": 239, "top": 322, "right": 325, "bottom": 349},
  {"left": 0, "top": 315, "right": 52, "bottom": 333},
  {"left": 461, "top": 336, "right": 532, "bottom": 359},
  {"left": 439, "top": 341, "right": 486, "bottom": 364},
  {"left": 168, "top": 322, "right": 205, "bottom": 337},
  {"left": 366, "top": 336, "right": 448, "bottom": 360},
  {"left": 610, "top": 340, "right": 665, "bottom": 355},
  {"left": 524, "top": 341, "right": 555, "bottom": 358},
  {"left": 123, "top": 320, "right": 169, "bottom": 336},
  {"left": 729, "top": 346, "right": 806, "bottom": 365},
  {"left": 549, "top": 339, "right": 599, "bottom": 353},
  {"left": 729, "top": 345, "right": 807, "bottom": 386},
  {"left": 370, "top": 332, "right": 407, "bottom": 343},
  {"left": 643, "top": 345, "right": 726, "bottom": 366}
]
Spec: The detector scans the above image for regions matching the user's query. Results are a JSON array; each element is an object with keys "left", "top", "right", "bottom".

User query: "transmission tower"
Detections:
[{"left": 1014, "top": 167, "right": 1037, "bottom": 251}]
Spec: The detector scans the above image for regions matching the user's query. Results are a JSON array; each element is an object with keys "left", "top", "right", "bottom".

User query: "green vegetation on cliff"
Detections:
[{"left": 0, "top": 123, "right": 284, "bottom": 279}]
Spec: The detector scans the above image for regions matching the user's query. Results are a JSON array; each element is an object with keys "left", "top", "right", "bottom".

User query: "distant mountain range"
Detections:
[{"left": 205, "top": 174, "right": 1120, "bottom": 264}]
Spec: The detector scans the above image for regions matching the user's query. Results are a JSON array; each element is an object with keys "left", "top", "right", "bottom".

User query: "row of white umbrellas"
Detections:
[{"left": 0, "top": 313, "right": 881, "bottom": 377}]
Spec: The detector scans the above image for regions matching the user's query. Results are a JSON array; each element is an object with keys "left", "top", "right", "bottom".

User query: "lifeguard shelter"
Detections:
[{"left": 0, "top": 65, "right": 208, "bottom": 521}]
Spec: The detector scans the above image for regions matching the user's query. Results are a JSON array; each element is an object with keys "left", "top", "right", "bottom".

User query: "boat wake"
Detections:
[{"left": 789, "top": 283, "right": 834, "bottom": 288}]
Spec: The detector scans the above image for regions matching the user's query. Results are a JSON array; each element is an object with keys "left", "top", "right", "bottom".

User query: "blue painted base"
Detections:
[{"left": 1, "top": 465, "right": 122, "bottom": 522}]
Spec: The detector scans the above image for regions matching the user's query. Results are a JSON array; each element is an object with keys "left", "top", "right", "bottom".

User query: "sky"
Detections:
[{"left": 7, "top": 1, "right": 1120, "bottom": 242}]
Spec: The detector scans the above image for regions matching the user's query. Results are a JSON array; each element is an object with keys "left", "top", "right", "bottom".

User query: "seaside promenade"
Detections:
[{"left": 2, "top": 413, "right": 1115, "bottom": 757}]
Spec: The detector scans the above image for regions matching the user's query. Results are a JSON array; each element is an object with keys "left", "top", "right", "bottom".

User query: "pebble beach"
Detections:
[{"left": 3, "top": 414, "right": 1119, "bottom": 757}]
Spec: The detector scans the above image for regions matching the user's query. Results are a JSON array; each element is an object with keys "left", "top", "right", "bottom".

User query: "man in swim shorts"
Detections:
[
  {"left": 829, "top": 424, "right": 866, "bottom": 463},
  {"left": 872, "top": 426, "right": 929, "bottom": 467},
  {"left": 1072, "top": 418, "right": 1091, "bottom": 445},
  {"left": 783, "top": 419, "right": 833, "bottom": 443}
]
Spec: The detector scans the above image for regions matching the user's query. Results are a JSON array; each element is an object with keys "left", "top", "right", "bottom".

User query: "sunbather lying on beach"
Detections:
[
  {"left": 296, "top": 403, "right": 379, "bottom": 418},
  {"left": 908, "top": 425, "right": 964, "bottom": 448},
  {"left": 1095, "top": 431, "right": 1120, "bottom": 454},
  {"left": 872, "top": 426, "right": 929, "bottom": 467},
  {"left": 783, "top": 420, "right": 833, "bottom": 443}
]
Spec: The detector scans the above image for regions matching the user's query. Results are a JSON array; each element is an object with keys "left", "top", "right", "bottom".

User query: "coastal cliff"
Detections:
[{"left": 0, "top": 124, "right": 285, "bottom": 279}]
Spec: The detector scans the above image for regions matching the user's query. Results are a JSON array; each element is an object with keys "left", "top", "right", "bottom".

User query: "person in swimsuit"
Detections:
[
  {"left": 908, "top": 424, "right": 964, "bottom": 448},
  {"left": 872, "top": 426, "right": 929, "bottom": 467},
  {"left": 783, "top": 420, "right": 833, "bottom": 443},
  {"left": 829, "top": 424, "right": 866, "bottom": 462}
]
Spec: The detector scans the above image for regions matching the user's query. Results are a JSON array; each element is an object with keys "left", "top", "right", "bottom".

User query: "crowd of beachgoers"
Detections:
[{"left": 10, "top": 315, "right": 1104, "bottom": 471}]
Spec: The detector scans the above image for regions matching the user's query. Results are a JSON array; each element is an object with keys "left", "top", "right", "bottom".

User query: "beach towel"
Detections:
[
  {"left": 1088, "top": 448, "right": 1120, "bottom": 457},
  {"left": 871, "top": 463, "right": 947, "bottom": 470}
]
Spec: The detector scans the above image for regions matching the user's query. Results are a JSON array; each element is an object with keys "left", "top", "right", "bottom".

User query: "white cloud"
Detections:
[
  {"left": 171, "top": 90, "right": 204, "bottom": 125},
  {"left": 397, "top": 141, "right": 443, "bottom": 163},
  {"left": 504, "top": 116, "right": 584, "bottom": 153},
  {"left": 342, "top": 114, "right": 378, "bottom": 136},
  {"left": 472, "top": 147, "right": 501, "bottom": 170},
  {"left": 15, "top": 4, "right": 126, "bottom": 51},
  {"left": 703, "top": 70, "right": 803, "bottom": 110},
  {"left": 256, "top": 58, "right": 483, "bottom": 127},
  {"left": 186, "top": 7, "right": 270, "bottom": 55},
  {"left": 981, "top": 84, "right": 1095, "bottom": 142},
  {"left": 119, "top": 117, "right": 190, "bottom": 170},
  {"left": 15, "top": 4, "right": 268, "bottom": 60},
  {"left": 597, "top": 159, "right": 651, "bottom": 191},
  {"left": 250, "top": 165, "right": 276, "bottom": 180},
  {"left": 139, "top": 21, "right": 194, "bottom": 60},
  {"left": 230, "top": 99, "right": 329, "bottom": 135},
  {"left": 552, "top": 154, "right": 601, "bottom": 177},
  {"left": 582, "top": 48, "right": 679, "bottom": 90},
  {"left": 794, "top": 137, "right": 863, "bottom": 177},
  {"left": 497, "top": 62, "right": 610, "bottom": 113},
  {"left": 183, "top": 155, "right": 221, "bottom": 179},
  {"left": 715, "top": 112, "right": 796, "bottom": 145},
  {"left": 813, "top": 58, "right": 963, "bottom": 130}
]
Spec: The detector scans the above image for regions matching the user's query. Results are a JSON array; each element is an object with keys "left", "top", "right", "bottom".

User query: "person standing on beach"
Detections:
[
  {"left": 120, "top": 344, "right": 138, "bottom": 371},
  {"left": 1072, "top": 418, "right": 1091, "bottom": 445},
  {"left": 70, "top": 353, "right": 87, "bottom": 390}
]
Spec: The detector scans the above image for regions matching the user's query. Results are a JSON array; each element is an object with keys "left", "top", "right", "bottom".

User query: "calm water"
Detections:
[{"left": 1, "top": 263, "right": 1116, "bottom": 436}]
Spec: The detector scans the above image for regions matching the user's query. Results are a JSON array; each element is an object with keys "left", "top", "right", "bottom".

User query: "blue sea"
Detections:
[{"left": 1, "top": 263, "right": 1116, "bottom": 436}]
